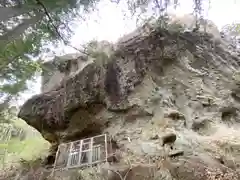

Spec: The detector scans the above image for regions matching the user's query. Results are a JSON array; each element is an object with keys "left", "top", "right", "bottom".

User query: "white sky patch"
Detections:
[{"left": 17, "top": 0, "right": 240, "bottom": 106}]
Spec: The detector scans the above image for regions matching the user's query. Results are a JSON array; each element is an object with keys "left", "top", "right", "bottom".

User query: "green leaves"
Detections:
[{"left": 0, "top": 0, "right": 99, "bottom": 104}]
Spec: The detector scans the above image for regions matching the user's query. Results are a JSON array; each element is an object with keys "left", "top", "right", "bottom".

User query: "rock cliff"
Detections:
[{"left": 18, "top": 16, "right": 240, "bottom": 179}]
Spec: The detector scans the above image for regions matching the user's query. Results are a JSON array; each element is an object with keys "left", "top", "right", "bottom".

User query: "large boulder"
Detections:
[
  {"left": 18, "top": 23, "right": 240, "bottom": 142},
  {"left": 18, "top": 39, "right": 148, "bottom": 142},
  {"left": 15, "top": 15, "right": 240, "bottom": 179}
]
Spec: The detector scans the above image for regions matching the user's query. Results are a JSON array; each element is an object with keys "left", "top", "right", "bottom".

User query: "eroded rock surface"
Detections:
[{"left": 18, "top": 18, "right": 240, "bottom": 179}]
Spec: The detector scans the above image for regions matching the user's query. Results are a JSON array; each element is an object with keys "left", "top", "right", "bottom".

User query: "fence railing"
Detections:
[{"left": 52, "top": 134, "right": 110, "bottom": 175}]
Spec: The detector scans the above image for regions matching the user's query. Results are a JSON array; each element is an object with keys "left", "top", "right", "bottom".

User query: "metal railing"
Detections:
[{"left": 52, "top": 134, "right": 109, "bottom": 174}]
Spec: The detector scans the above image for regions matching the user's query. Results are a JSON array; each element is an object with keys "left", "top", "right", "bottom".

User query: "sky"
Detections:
[
  {"left": 68, "top": 0, "right": 240, "bottom": 45},
  {"left": 17, "top": 0, "right": 240, "bottom": 106}
]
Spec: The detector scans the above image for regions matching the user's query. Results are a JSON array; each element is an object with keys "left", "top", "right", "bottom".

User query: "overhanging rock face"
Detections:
[
  {"left": 18, "top": 33, "right": 150, "bottom": 142},
  {"left": 18, "top": 26, "right": 240, "bottom": 143}
]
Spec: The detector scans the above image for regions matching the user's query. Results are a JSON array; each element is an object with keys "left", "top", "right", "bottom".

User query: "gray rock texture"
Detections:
[{"left": 17, "top": 18, "right": 240, "bottom": 179}]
